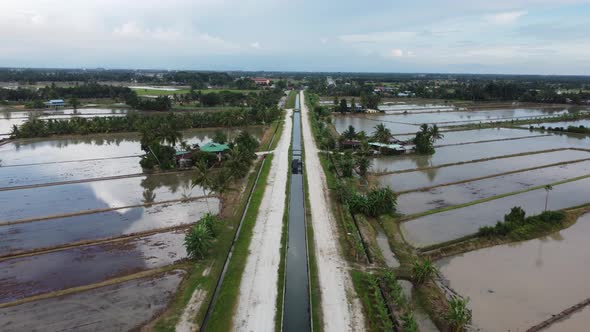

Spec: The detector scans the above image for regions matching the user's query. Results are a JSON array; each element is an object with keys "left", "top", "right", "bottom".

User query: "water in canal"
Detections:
[{"left": 283, "top": 94, "right": 311, "bottom": 332}]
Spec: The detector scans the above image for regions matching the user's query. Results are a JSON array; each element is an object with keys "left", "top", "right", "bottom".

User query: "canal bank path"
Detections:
[
  {"left": 233, "top": 109, "right": 293, "bottom": 331},
  {"left": 300, "top": 91, "right": 365, "bottom": 331}
]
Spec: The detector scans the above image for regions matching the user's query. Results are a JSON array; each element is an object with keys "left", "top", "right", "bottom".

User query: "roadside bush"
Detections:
[{"left": 412, "top": 259, "right": 437, "bottom": 285}]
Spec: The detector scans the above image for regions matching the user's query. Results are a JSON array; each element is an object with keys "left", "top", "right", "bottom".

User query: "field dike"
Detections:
[
  {"left": 372, "top": 147, "right": 590, "bottom": 176},
  {"left": 394, "top": 157, "right": 590, "bottom": 195}
]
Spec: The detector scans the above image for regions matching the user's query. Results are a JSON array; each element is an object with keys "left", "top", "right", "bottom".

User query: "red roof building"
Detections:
[{"left": 251, "top": 77, "right": 271, "bottom": 85}]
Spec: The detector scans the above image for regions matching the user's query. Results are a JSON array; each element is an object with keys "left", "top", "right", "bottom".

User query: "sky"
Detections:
[{"left": 2, "top": 0, "right": 590, "bottom": 74}]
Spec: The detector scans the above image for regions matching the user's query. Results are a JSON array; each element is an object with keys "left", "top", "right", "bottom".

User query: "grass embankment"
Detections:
[
  {"left": 274, "top": 143, "right": 292, "bottom": 331},
  {"left": 302, "top": 93, "right": 323, "bottom": 331},
  {"left": 203, "top": 155, "right": 274, "bottom": 331},
  {"left": 285, "top": 90, "right": 297, "bottom": 109},
  {"left": 152, "top": 156, "right": 267, "bottom": 331}
]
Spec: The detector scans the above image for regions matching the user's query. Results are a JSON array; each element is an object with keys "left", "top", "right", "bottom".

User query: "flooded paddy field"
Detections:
[
  {"left": 0, "top": 172, "right": 204, "bottom": 222},
  {"left": 377, "top": 149, "right": 590, "bottom": 192},
  {"left": 401, "top": 177, "right": 590, "bottom": 248},
  {"left": 0, "top": 126, "right": 263, "bottom": 166},
  {"left": 0, "top": 156, "right": 142, "bottom": 188},
  {"left": 394, "top": 128, "right": 547, "bottom": 146},
  {"left": 0, "top": 199, "right": 217, "bottom": 254},
  {"left": 333, "top": 108, "right": 571, "bottom": 134},
  {"left": 397, "top": 160, "right": 590, "bottom": 215},
  {"left": 0, "top": 270, "right": 184, "bottom": 332},
  {"left": 524, "top": 119, "right": 590, "bottom": 129},
  {"left": 0, "top": 230, "right": 186, "bottom": 303},
  {"left": 1, "top": 108, "right": 129, "bottom": 118},
  {"left": 379, "top": 103, "right": 455, "bottom": 113},
  {"left": 371, "top": 134, "right": 590, "bottom": 173},
  {"left": 436, "top": 214, "right": 590, "bottom": 331}
]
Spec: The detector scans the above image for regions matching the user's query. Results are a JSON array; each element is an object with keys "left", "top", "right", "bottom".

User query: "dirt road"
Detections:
[
  {"left": 233, "top": 109, "right": 293, "bottom": 331},
  {"left": 300, "top": 91, "right": 365, "bottom": 331}
]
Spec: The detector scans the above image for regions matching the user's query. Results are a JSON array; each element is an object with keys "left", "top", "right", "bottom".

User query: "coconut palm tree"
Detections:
[
  {"left": 184, "top": 223, "right": 214, "bottom": 260},
  {"left": 544, "top": 184, "right": 553, "bottom": 211},
  {"left": 372, "top": 123, "right": 393, "bottom": 144},
  {"left": 193, "top": 160, "right": 214, "bottom": 211},
  {"left": 342, "top": 125, "right": 357, "bottom": 140},
  {"left": 355, "top": 156, "right": 372, "bottom": 178}
]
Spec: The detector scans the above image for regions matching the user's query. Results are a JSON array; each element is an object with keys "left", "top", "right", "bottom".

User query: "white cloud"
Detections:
[
  {"left": 250, "top": 41, "right": 261, "bottom": 49},
  {"left": 390, "top": 49, "right": 404, "bottom": 57},
  {"left": 320, "top": 37, "right": 328, "bottom": 44},
  {"left": 484, "top": 11, "right": 527, "bottom": 24},
  {"left": 339, "top": 31, "right": 416, "bottom": 44}
]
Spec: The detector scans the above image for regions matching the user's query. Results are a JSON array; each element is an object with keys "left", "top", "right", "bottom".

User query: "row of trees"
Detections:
[
  {"left": 13, "top": 104, "right": 281, "bottom": 138},
  {"left": 0, "top": 83, "right": 136, "bottom": 103}
]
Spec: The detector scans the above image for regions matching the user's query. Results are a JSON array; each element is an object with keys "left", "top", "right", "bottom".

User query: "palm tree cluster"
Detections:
[
  {"left": 139, "top": 115, "right": 184, "bottom": 170},
  {"left": 192, "top": 131, "right": 260, "bottom": 210},
  {"left": 414, "top": 124, "right": 444, "bottom": 154},
  {"left": 335, "top": 181, "right": 397, "bottom": 217}
]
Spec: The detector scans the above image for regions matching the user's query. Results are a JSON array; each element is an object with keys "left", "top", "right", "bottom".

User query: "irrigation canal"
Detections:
[{"left": 282, "top": 93, "right": 312, "bottom": 331}]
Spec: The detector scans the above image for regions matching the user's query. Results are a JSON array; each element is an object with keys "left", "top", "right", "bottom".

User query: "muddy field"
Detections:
[
  {"left": 437, "top": 214, "right": 590, "bottom": 331},
  {"left": 0, "top": 270, "right": 184, "bottom": 332},
  {"left": 0, "top": 230, "right": 186, "bottom": 303}
]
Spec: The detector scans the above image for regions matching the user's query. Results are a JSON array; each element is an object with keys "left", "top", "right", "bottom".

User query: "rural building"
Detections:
[
  {"left": 251, "top": 77, "right": 271, "bottom": 85},
  {"left": 45, "top": 99, "right": 65, "bottom": 108},
  {"left": 368, "top": 142, "right": 406, "bottom": 155},
  {"left": 201, "top": 142, "right": 230, "bottom": 162}
]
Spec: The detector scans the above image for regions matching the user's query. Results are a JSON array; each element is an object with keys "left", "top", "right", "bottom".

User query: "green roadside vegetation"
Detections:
[
  {"left": 274, "top": 129, "right": 293, "bottom": 331},
  {"left": 152, "top": 157, "right": 264, "bottom": 331},
  {"left": 285, "top": 90, "right": 297, "bottom": 109},
  {"left": 302, "top": 94, "right": 323, "bottom": 332},
  {"left": 204, "top": 154, "right": 274, "bottom": 331}
]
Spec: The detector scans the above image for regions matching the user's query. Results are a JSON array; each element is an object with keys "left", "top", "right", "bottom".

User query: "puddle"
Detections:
[
  {"left": 375, "top": 229, "right": 399, "bottom": 268},
  {"left": 437, "top": 214, "right": 590, "bottom": 331}
]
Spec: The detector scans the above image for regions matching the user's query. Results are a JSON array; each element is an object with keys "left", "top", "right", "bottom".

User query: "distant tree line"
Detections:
[
  {"left": 308, "top": 76, "right": 590, "bottom": 105},
  {"left": 0, "top": 83, "right": 135, "bottom": 102}
]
